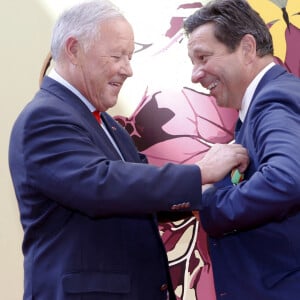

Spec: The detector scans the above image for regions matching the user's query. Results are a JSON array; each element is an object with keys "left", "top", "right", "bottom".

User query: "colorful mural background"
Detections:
[{"left": 111, "top": 1, "right": 300, "bottom": 299}]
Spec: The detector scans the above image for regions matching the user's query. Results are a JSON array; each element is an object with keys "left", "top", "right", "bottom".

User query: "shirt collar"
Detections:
[
  {"left": 48, "top": 69, "right": 96, "bottom": 112},
  {"left": 239, "top": 62, "right": 275, "bottom": 122}
]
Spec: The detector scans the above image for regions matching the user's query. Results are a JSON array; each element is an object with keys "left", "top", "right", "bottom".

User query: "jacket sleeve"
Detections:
[
  {"left": 199, "top": 90, "right": 300, "bottom": 237},
  {"left": 18, "top": 103, "right": 203, "bottom": 218}
]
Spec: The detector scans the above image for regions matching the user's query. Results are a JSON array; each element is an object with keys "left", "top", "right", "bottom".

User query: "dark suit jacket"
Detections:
[
  {"left": 200, "top": 65, "right": 300, "bottom": 300},
  {"left": 9, "top": 77, "right": 203, "bottom": 300}
]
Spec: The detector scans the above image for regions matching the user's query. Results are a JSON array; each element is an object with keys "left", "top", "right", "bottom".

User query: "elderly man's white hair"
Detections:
[{"left": 51, "top": 0, "right": 124, "bottom": 61}]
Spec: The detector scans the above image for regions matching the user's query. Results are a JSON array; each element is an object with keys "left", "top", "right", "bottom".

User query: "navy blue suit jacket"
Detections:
[
  {"left": 9, "top": 77, "right": 203, "bottom": 300},
  {"left": 201, "top": 65, "right": 300, "bottom": 300}
]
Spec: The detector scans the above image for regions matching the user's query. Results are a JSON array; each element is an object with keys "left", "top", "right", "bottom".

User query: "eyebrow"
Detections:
[{"left": 190, "top": 46, "right": 212, "bottom": 56}]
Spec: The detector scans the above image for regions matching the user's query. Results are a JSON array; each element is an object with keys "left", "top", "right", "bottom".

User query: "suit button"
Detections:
[{"left": 160, "top": 283, "right": 168, "bottom": 291}]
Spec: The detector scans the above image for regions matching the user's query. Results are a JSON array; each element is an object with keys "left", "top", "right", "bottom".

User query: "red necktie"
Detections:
[{"left": 93, "top": 110, "right": 101, "bottom": 124}]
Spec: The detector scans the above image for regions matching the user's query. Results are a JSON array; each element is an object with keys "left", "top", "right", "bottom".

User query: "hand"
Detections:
[{"left": 196, "top": 143, "right": 249, "bottom": 184}]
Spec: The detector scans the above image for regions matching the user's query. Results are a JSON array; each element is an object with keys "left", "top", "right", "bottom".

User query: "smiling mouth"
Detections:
[
  {"left": 207, "top": 80, "right": 219, "bottom": 91},
  {"left": 109, "top": 82, "right": 122, "bottom": 87}
]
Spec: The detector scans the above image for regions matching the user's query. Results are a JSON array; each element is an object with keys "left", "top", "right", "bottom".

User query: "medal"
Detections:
[{"left": 231, "top": 168, "right": 244, "bottom": 185}]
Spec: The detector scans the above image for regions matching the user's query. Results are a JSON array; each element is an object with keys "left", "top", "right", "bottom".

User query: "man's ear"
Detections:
[
  {"left": 65, "top": 37, "right": 80, "bottom": 65},
  {"left": 240, "top": 34, "right": 256, "bottom": 64}
]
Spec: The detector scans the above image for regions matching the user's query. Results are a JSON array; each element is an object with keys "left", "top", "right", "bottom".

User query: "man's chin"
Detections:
[{"left": 104, "top": 98, "right": 118, "bottom": 111}]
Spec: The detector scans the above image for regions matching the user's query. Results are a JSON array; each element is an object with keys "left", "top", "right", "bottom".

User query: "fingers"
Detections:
[
  {"left": 196, "top": 143, "right": 249, "bottom": 184},
  {"left": 237, "top": 153, "right": 249, "bottom": 173},
  {"left": 222, "top": 143, "right": 249, "bottom": 171},
  {"left": 229, "top": 144, "right": 249, "bottom": 173}
]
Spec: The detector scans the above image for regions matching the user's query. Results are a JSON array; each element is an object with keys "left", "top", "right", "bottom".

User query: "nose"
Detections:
[
  {"left": 191, "top": 64, "right": 205, "bottom": 83},
  {"left": 120, "top": 57, "right": 133, "bottom": 77}
]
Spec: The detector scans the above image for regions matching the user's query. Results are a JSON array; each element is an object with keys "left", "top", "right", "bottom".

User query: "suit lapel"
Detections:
[
  {"left": 99, "top": 113, "right": 141, "bottom": 163},
  {"left": 41, "top": 76, "right": 141, "bottom": 163},
  {"left": 237, "top": 64, "right": 286, "bottom": 136}
]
